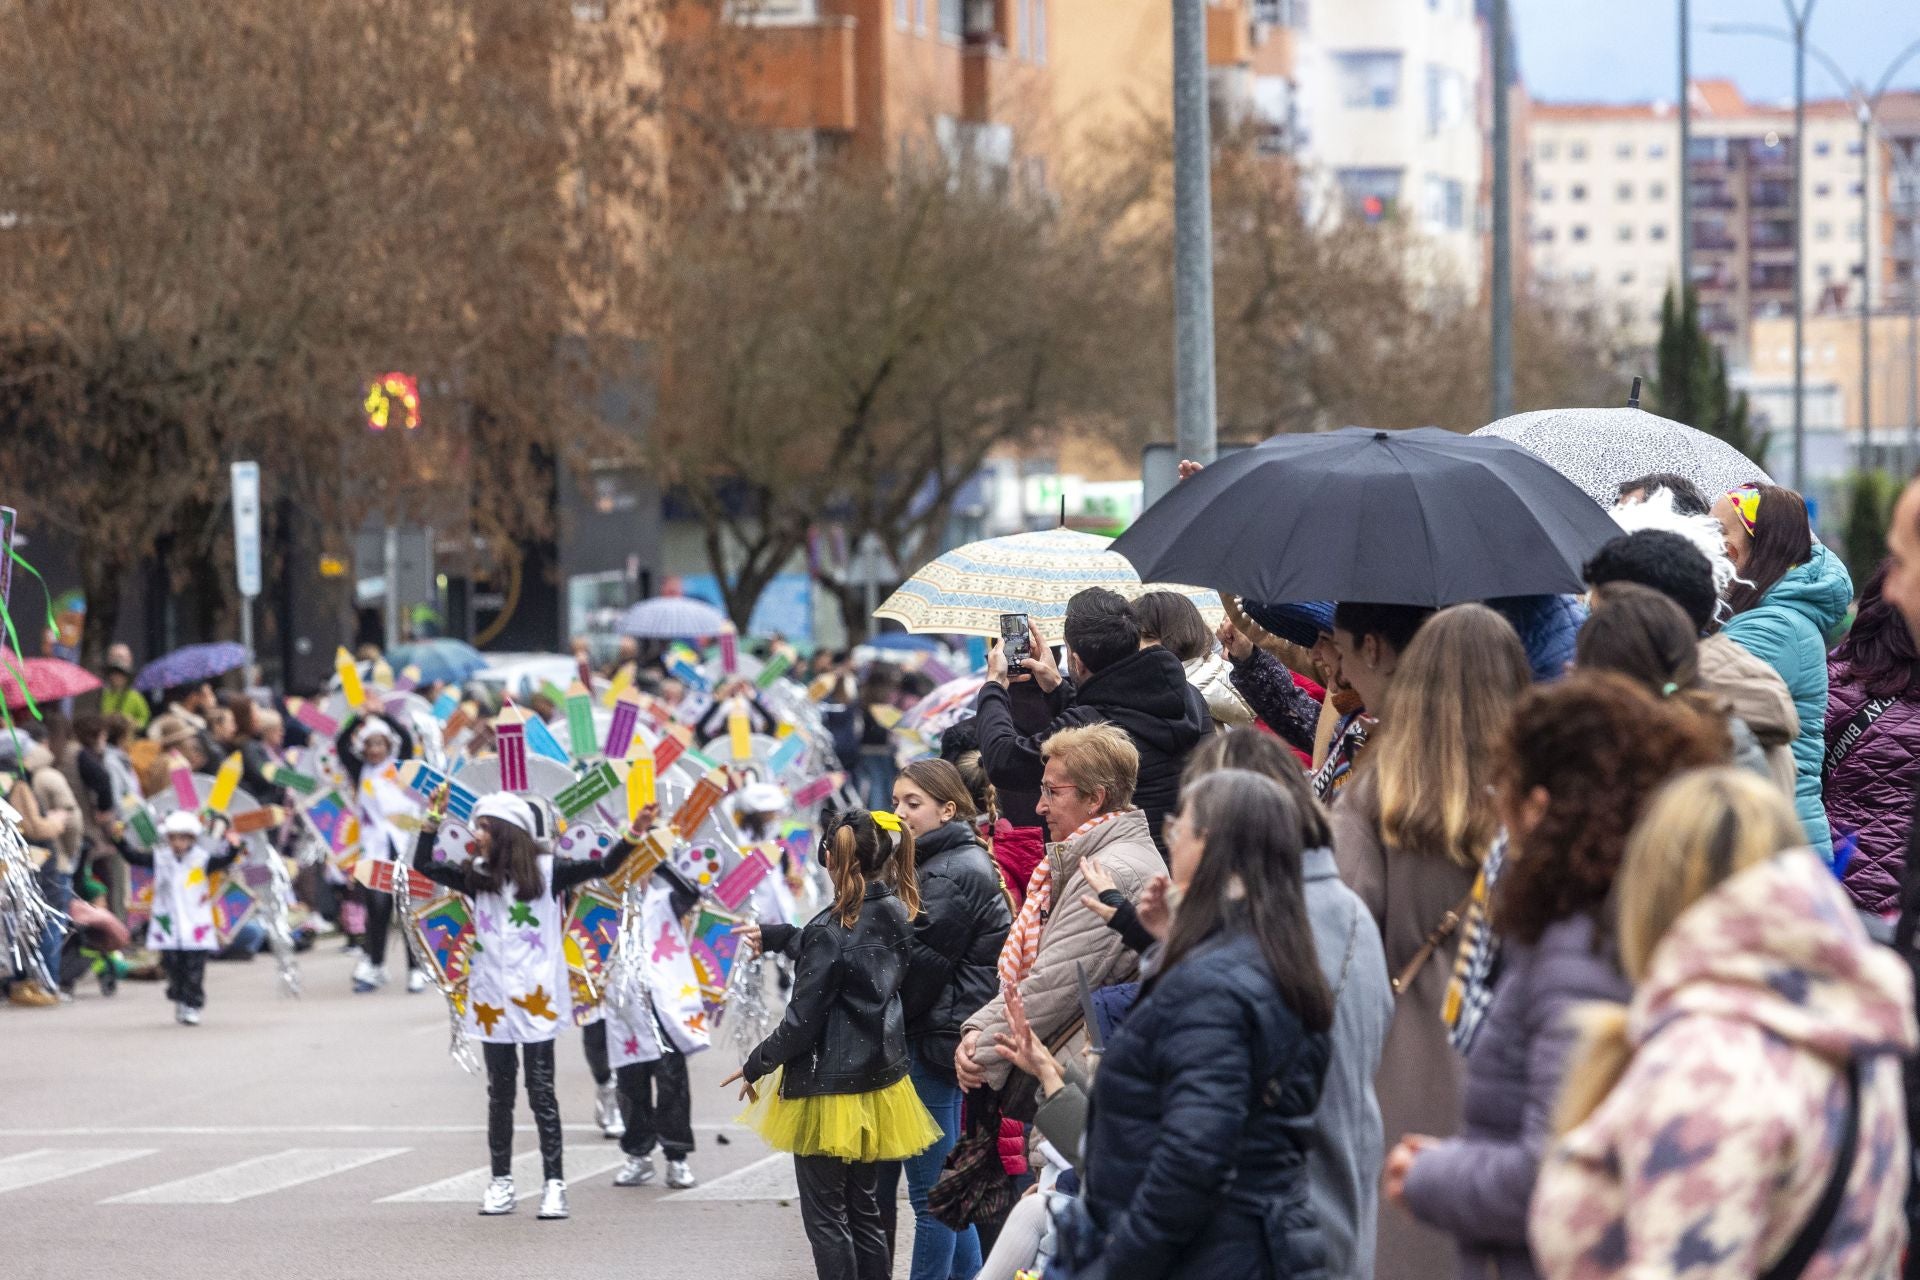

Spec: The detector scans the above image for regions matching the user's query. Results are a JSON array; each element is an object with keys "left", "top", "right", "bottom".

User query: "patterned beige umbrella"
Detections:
[{"left": 875, "top": 527, "right": 1223, "bottom": 645}]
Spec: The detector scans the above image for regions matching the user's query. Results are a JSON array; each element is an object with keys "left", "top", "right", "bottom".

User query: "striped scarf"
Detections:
[
  {"left": 1443, "top": 831, "right": 1507, "bottom": 1055},
  {"left": 997, "top": 810, "right": 1124, "bottom": 988},
  {"left": 1311, "top": 714, "right": 1371, "bottom": 801}
]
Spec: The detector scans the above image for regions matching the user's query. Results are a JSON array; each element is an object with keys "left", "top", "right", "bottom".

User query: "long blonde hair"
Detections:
[
  {"left": 1553, "top": 767, "right": 1804, "bottom": 1134},
  {"left": 1370, "top": 604, "right": 1531, "bottom": 868}
]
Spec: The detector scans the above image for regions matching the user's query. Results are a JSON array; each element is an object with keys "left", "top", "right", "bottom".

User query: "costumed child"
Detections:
[
  {"left": 119, "top": 809, "right": 246, "bottom": 1025},
  {"left": 336, "top": 711, "right": 429, "bottom": 994},
  {"left": 607, "top": 858, "right": 706, "bottom": 1191},
  {"left": 411, "top": 786, "right": 652, "bottom": 1221},
  {"left": 723, "top": 809, "right": 940, "bottom": 1280}
]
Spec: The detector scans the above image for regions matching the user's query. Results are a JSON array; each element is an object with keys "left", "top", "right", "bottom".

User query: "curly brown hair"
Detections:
[{"left": 1492, "top": 671, "right": 1729, "bottom": 945}]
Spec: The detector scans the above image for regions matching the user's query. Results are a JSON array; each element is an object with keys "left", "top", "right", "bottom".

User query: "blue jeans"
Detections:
[
  {"left": 38, "top": 869, "right": 72, "bottom": 988},
  {"left": 905, "top": 1055, "right": 981, "bottom": 1280},
  {"left": 858, "top": 751, "right": 896, "bottom": 811}
]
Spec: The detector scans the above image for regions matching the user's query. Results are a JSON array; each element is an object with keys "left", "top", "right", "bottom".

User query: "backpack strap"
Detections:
[{"left": 1758, "top": 1059, "right": 1862, "bottom": 1280}]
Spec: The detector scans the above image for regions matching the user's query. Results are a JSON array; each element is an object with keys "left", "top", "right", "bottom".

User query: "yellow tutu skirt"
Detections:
[{"left": 740, "top": 1069, "right": 942, "bottom": 1162}]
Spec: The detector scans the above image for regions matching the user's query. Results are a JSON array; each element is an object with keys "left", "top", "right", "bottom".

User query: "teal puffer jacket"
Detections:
[{"left": 1720, "top": 542, "right": 1852, "bottom": 858}]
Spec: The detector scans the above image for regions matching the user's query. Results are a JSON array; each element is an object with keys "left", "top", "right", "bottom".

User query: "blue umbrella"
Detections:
[
  {"left": 619, "top": 596, "right": 730, "bottom": 639},
  {"left": 133, "top": 641, "right": 249, "bottom": 693},
  {"left": 387, "top": 639, "right": 488, "bottom": 686}
]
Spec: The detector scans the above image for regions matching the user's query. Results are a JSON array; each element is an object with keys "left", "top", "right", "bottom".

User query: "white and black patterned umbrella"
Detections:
[
  {"left": 617, "top": 595, "right": 730, "bottom": 639},
  {"left": 1472, "top": 399, "right": 1771, "bottom": 507}
]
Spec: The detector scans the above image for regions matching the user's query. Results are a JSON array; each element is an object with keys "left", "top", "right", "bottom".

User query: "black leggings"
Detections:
[
  {"left": 160, "top": 950, "right": 207, "bottom": 1009},
  {"left": 582, "top": 1018, "right": 612, "bottom": 1086},
  {"left": 483, "top": 1040, "right": 563, "bottom": 1182},
  {"left": 795, "top": 1154, "right": 889, "bottom": 1280},
  {"left": 360, "top": 885, "right": 417, "bottom": 970},
  {"left": 617, "top": 1050, "right": 694, "bottom": 1160}
]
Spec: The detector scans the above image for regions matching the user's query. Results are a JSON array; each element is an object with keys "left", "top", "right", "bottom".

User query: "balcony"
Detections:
[
  {"left": 1208, "top": 2, "right": 1252, "bottom": 67},
  {"left": 731, "top": 13, "right": 859, "bottom": 132}
]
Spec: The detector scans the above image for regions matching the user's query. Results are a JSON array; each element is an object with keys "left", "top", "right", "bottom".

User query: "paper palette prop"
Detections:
[
  {"left": 410, "top": 894, "right": 476, "bottom": 991},
  {"left": 688, "top": 905, "right": 746, "bottom": 1012},
  {"left": 208, "top": 874, "right": 259, "bottom": 945},
  {"left": 564, "top": 885, "right": 622, "bottom": 1024},
  {"left": 670, "top": 839, "right": 740, "bottom": 894}
]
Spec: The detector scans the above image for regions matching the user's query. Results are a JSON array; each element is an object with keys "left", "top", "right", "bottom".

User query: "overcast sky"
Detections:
[{"left": 1514, "top": 0, "right": 1920, "bottom": 105}]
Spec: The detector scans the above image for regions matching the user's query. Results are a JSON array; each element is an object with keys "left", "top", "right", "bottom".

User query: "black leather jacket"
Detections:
[
  {"left": 898, "top": 821, "right": 1012, "bottom": 1082},
  {"left": 745, "top": 883, "right": 913, "bottom": 1098}
]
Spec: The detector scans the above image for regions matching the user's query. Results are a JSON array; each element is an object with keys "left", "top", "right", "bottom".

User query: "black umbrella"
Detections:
[{"left": 1112, "top": 427, "right": 1622, "bottom": 607}]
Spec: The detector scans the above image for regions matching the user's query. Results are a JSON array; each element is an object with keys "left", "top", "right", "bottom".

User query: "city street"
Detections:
[{"left": 4, "top": 946, "right": 894, "bottom": 1280}]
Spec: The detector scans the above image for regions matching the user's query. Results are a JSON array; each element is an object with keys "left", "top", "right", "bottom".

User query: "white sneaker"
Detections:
[
  {"left": 595, "top": 1082, "right": 624, "bottom": 1138},
  {"left": 478, "top": 1175, "right": 515, "bottom": 1216},
  {"left": 612, "top": 1156, "right": 656, "bottom": 1187},
  {"left": 174, "top": 1002, "right": 189, "bottom": 1024},
  {"left": 407, "top": 968, "right": 429, "bottom": 994},
  {"left": 665, "top": 1159, "right": 696, "bottom": 1190},
  {"left": 536, "top": 1178, "right": 569, "bottom": 1220},
  {"left": 181, "top": 1005, "right": 201, "bottom": 1026},
  {"left": 352, "top": 959, "right": 380, "bottom": 993}
]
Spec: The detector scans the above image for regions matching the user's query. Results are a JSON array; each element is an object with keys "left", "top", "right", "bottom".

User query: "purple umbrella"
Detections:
[{"left": 134, "top": 641, "right": 249, "bottom": 693}]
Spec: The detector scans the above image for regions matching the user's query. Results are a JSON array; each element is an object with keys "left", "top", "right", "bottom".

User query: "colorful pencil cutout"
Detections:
[
  {"left": 168, "top": 753, "right": 199, "bottom": 812},
  {"left": 671, "top": 769, "right": 726, "bottom": 838},
  {"left": 604, "top": 689, "right": 641, "bottom": 761},
  {"left": 336, "top": 647, "right": 365, "bottom": 709},
  {"left": 719, "top": 626, "right": 739, "bottom": 675},
  {"left": 207, "top": 753, "right": 244, "bottom": 814},
  {"left": 727, "top": 698, "right": 752, "bottom": 761},
  {"left": 565, "top": 680, "right": 597, "bottom": 759},
  {"left": 625, "top": 755, "right": 655, "bottom": 819},
  {"left": 496, "top": 704, "right": 529, "bottom": 791}
]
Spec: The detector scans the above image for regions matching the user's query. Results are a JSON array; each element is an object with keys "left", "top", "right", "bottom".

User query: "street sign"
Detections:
[{"left": 231, "top": 462, "right": 262, "bottom": 598}]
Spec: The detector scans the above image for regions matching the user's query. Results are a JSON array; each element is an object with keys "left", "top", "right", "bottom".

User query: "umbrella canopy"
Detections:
[
  {"left": 1471, "top": 405, "right": 1771, "bottom": 507},
  {"left": 876, "top": 527, "right": 1225, "bottom": 645},
  {"left": 134, "top": 641, "right": 249, "bottom": 693},
  {"left": 618, "top": 595, "right": 730, "bottom": 639},
  {"left": 387, "top": 639, "right": 488, "bottom": 686},
  {"left": 865, "top": 632, "right": 944, "bottom": 654},
  {"left": 898, "top": 673, "right": 988, "bottom": 740},
  {"left": 1111, "top": 427, "right": 1623, "bottom": 607},
  {"left": 0, "top": 653, "right": 101, "bottom": 709}
]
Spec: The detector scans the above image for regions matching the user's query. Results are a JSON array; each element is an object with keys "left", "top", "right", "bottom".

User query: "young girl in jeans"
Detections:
[
  {"left": 412, "top": 787, "right": 650, "bottom": 1220},
  {"left": 725, "top": 810, "right": 940, "bottom": 1280}
]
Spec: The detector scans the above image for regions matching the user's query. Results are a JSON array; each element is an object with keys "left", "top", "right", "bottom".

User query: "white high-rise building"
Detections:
[{"left": 1296, "top": 0, "right": 1487, "bottom": 296}]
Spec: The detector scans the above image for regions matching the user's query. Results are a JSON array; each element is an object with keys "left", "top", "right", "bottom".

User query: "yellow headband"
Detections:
[{"left": 869, "top": 809, "right": 902, "bottom": 833}]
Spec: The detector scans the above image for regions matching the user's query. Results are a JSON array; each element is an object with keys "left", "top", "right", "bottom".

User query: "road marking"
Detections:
[
  {"left": 0, "top": 1148, "right": 154, "bottom": 1195},
  {"left": 378, "top": 1149, "right": 628, "bottom": 1203},
  {"left": 670, "top": 1152, "right": 797, "bottom": 1202},
  {"left": 0, "top": 1124, "right": 748, "bottom": 1137},
  {"left": 102, "top": 1147, "right": 408, "bottom": 1205}
]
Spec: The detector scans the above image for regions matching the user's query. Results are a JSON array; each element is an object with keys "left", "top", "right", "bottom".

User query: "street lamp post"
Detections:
[
  {"left": 1680, "top": 0, "right": 1693, "bottom": 292},
  {"left": 1789, "top": 0, "right": 1813, "bottom": 494},
  {"left": 1491, "top": 0, "right": 1514, "bottom": 420},
  {"left": 1171, "top": 0, "right": 1218, "bottom": 466}
]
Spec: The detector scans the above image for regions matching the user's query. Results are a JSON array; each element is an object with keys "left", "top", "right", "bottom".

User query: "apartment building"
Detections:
[
  {"left": 1529, "top": 80, "right": 1899, "bottom": 357},
  {"left": 1296, "top": 0, "right": 1488, "bottom": 294}
]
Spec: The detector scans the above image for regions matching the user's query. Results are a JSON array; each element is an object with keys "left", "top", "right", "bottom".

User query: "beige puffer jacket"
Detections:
[
  {"left": 1184, "top": 653, "right": 1254, "bottom": 729},
  {"left": 26, "top": 744, "right": 84, "bottom": 874},
  {"left": 1699, "top": 633, "right": 1800, "bottom": 800}
]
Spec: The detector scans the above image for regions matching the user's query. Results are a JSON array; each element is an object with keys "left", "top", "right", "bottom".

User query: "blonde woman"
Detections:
[
  {"left": 1530, "top": 769, "right": 1916, "bottom": 1280},
  {"left": 1330, "top": 603, "right": 1532, "bottom": 1280}
]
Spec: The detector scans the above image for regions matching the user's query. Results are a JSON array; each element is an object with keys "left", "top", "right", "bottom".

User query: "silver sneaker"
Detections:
[
  {"left": 613, "top": 1156, "right": 656, "bottom": 1187},
  {"left": 180, "top": 1005, "right": 201, "bottom": 1026},
  {"left": 595, "top": 1081, "right": 624, "bottom": 1138},
  {"left": 665, "top": 1159, "right": 696, "bottom": 1190},
  {"left": 407, "top": 968, "right": 430, "bottom": 994},
  {"left": 536, "top": 1178, "right": 569, "bottom": 1220},
  {"left": 478, "top": 1175, "right": 515, "bottom": 1216}
]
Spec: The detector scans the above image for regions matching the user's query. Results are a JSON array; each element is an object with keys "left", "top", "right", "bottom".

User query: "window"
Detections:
[
  {"left": 1538, "top": 184, "right": 1554, "bottom": 202},
  {"left": 1849, "top": 181, "right": 1864, "bottom": 197},
  {"left": 1535, "top": 226, "right": 1557, "bottom": 243},
  {"left": 1616, "top": 142, "right": 1634, "bottom": 160},
  {"left": 1570, "top": 141, "right": 1588, "bottom": 161},
  {"left": 1650, "top": 223, "right": 1668, "bottom": 241},
  {"left": 1648, "top": 141, "right": 1667, "bottom": 159},
  {"left": 1570, "top": 183, "right": 1587, "bottom": 202},
  {"left": 896, "top": 0, "right": 910, "bottom": 25},
  {"left": 1815, "top": 182, "right": 1831, "bottom": 198},
  {"left": 1848, "top": 220, "right": 1863, "bottom": 240},
  {"left": 1816, "top": 221, "right": 1832, "bottom": 240},
  {"left": 1335, "top": 53, "right": 1402, "bottom": 109},
  {"left": 1571, "top": 224, "right": 1589, "bottom": 242},
  {"left": 1032, "top": 0, "right": 1046, "bottom": 65},
  {"left": 1815, "top": 140, "right": 1832, "bottom": 157},
  {"left": 1847, "top": 139, "right": 1865, "bottom": 156},
  {"left": 1336, "top": 168, "right": 1403, "bottom": 221},
  {"left": 1015, "top": 0, "right": 1029, "bottom": 54},
  {"left": 1572, "top": 266, "right": 1596, "bottom": 284},
  {"left": 1538, "top": 141, "right": 1558, "bottom": 162},
  {"left": 1619, "top": 269, "right": 1636, "bottom": 285},
  {"left": 1617, "top": 182, "right": 1633, "bottom": 201},
  {"left": 1425, "top": 65, "right": 1466, "bottom": 136},
  {"left": 939, "top": 0, "right": 963, "bottom": 39},
  {"left": 1649, "top": 181, "right": 1666, "bottom": 200},
  {"left": 571, "top": 1, "right": 608, "bottom": 18},
  {"left": 1819, "top": 263, "right": 1835, "bottom": 279},
  {"left": 1423, "top": 175, "right": 1466, "bottom": 231},
  {"left": 1617, "top": 224, "right": 1634, "bottom": 242}
]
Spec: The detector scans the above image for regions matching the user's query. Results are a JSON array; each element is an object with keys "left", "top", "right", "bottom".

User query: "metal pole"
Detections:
[
  {"left": 1490, "top": 0, "right": 1514, "bottom": 420},
  {"left": 1910, "top": 207, "right": 1919, "bottom": 469},
  {"left": 1679, "top": 0, "right": 1692, "bottom": 292},
  {"left": 1860, "top": 107, "right": 1873, "bottom": 470},
  {"left": 1791, "top": 4, "right": 1809, "bottom": 492},
  {"left": 238, "top": 596, "right": 254, "bottom": 679},
  {"left": 1172, "top": 0, "right": 1218, "bottom": 465},
  {"left": 383, "top": 523, "right": 401, "bottom": 653}
]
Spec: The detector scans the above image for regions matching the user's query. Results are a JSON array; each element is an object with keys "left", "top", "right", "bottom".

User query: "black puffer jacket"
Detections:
[
  {"left": 898, "top": 820, "right": 1012, "bottom": 1082},
  {"left": 975, "top": 645, "right": 1211, "bottom": 853},
  {"left": 744, "top": 884, "right": 913, "bottom": 1098},
  {"left": 1081, "top": 928, "right": 1330, "bottom": 1280}
]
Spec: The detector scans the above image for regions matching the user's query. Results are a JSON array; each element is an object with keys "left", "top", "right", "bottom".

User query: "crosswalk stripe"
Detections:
[
  {"left": 0, "top": 1148, "right": 155, "bottom": 1195},
  {"left": 377, "top": 1149, "right": 627, "bottom": 1203},
  {"left": 102, "top": 1147, "right": 407, "bottom": 1205},
  {"left": 670, "top": 1152, "right": 797, "bottom": 1202}
]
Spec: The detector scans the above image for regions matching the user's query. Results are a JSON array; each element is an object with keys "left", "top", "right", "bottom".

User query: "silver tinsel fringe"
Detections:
[{"left": 1, "top": 805, "right": 61, "bottom": 989}]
